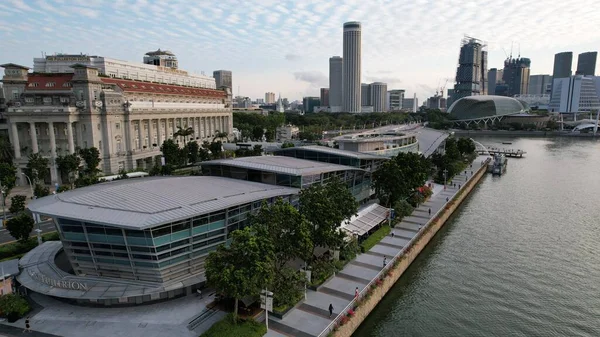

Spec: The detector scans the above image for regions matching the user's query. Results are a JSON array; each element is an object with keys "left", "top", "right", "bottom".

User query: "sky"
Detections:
[{"left": 1, "top": 0, "right": 600, "bottom": 102}]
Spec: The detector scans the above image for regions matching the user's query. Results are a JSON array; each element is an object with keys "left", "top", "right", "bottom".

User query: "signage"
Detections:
[
  {"left": 28, "top": 271, "right": 89, "bottom": 291},
  {"left": 46, "top": 56, "right": 91, "bottom": 62},
  {"left": 260, "top": 290, "right": 273, "bottom": 312}
]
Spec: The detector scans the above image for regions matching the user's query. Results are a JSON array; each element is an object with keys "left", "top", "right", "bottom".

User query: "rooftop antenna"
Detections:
[
  {"left": 510, "top": 41, "right": 513, "bottom": 59},
  {"left": 518, "top": 43, "right": 521, "bottom": 58}
]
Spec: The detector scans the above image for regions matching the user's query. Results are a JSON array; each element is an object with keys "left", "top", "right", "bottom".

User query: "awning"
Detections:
[{"left": 341, "top": 203, "right": 389, "bottom": 237}]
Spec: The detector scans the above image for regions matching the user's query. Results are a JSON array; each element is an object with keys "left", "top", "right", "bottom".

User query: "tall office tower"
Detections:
[
  {"left": 576, "top": 52, "right": 597, "bottom": 76},
  {"left": 320, "top": 88, "right": 330, "bottom": 106},
  {"left": 528, "top": 75, "right": 552, "bottom": 95},
  {"left": 342, "top": 21, "right": 362, "bottom": 113},
  {"left": 265, "top": 92, "right": 276, "bottom": 104},
  {"left": 552, "top": 52, "right": 573, "bottom": 79},
  {"left": 370, "top": 82, "right": 387, "bottom": 112},
  {"left": 361, "top": 83, "right": 371, "bottom": 106},
  {"left": 502, "top": 57, "right": 531, "bottom": 96},
  {"left": 388, "top": 89, "right": 405, "bottom": 111},
  {"left": 549, "top": 75, "right": 600, "bottom": 117},
  {"left": 488, "top": 68, "right": 503, "bottom": 95},
  {"left": 213, "top": 70, "right": 232, "bottom": 89},
  {"left": 329, "top": 56, "right": 343, "bottom": 111},
  {"left": 452, "top": 36, "right": 488, "bottom": 103}
]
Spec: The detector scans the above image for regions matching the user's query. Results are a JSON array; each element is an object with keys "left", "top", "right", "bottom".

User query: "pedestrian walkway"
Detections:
[{"left": 266, "top": 157, "right": 489, "bottom": 337}]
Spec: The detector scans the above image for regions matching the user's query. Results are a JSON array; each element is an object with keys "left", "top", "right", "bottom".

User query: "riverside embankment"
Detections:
[
  {"left": 453, "top": 129, "right": 598, "bottom": 138},
  {"left": 322, "top": 156, "right": 490, "bottom": 337}
]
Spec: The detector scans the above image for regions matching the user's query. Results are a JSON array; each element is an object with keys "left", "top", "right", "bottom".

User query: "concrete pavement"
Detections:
[
  {"left": 266, "top": 157, "right": 488, "bottom": 337},
  {"left": 0, "top": 220, "right": 56, "bottom": 245}
]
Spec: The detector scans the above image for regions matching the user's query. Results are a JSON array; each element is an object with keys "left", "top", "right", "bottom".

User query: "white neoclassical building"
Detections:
[{"left": 1, "top": 61, "right": 232, "bottom": 186}]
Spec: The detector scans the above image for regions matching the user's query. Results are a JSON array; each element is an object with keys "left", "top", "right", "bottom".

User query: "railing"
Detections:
[{"left": 317, "top": 157, "right": 490, "bottom": 337}]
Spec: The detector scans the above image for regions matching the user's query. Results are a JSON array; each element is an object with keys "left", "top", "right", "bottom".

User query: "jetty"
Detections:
[{"left": 476, "top": 147, "right": 526, "bottom": 158}]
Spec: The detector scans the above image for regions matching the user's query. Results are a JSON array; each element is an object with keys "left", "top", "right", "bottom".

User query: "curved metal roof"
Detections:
[
  {"left": 275, "top": 145, "right": 388, "bottom": 161},
  {"left": 27, "top": 176, "right": 298, "bottom": 229},
  {"left": 448, "top": 95, "right": 528, "bottom": 120},
  {"left": 202, "top": 156, "right": 364, "bottom": 176}
]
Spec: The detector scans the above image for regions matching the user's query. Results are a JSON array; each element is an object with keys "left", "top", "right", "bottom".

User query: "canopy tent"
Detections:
[{"left": 341, "top": 203, "right": 389, "bottom": 237}]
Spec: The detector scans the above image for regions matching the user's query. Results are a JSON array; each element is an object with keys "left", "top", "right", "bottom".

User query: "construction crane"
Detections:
[{"left": 440, "top": 79, "right": 448, "bottom": 98}]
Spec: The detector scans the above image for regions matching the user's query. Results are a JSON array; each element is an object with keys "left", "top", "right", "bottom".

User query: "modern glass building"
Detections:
[
  {"left": 22, "top": 176, "right": 298, "bottom": 305},
  {"left": 201, "top": 156, "right": 373, "bottom": 203}
]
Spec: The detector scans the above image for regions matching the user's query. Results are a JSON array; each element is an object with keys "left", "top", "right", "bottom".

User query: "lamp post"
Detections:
[
  {"left": 0, "top": 185, "right": 6, "bottom": 226},
  {"left": 21, "top": 173, "right": 34, "bottom": 200}
]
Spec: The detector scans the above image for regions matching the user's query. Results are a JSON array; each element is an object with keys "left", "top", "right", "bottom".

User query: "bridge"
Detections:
[{"left": 476, "top": 147, "right": 526, "bottom": 158}]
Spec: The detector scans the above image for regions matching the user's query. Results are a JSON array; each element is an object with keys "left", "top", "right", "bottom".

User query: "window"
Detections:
[
  {"left": 116, "top": 140, "right": 122, "bottom": 152},
  {"left": 115, "top": 123, "right": 120, "bottom": 130},
  {"left": 25, "top": 97, "right": 34, "bottom": 103},
  {"left": 63, "top": 82, "right": 71, "bottom": 88},
  {"left": 12, "top": 90, "right": 19, "bottom": 99},
  {"left": 35, "top": 127, "right": 40, "bottom": 136},
  {"left": 97, "top": 123, "right": 100, "bottom": 130},
  {"left": 43, "top": 97, "right": 52, "bottom": 104},
  {"left": 28, "top": 83, "right": 39, "bottom": 87},
  {"left": 46, "top": 82, "right": 56, "bottom": 87},
  {"left": 99, "top": 141, "right": 102, "bottom": 149},
  {"left": 60, "top": 97, "right": 69, "bottom": 103}
]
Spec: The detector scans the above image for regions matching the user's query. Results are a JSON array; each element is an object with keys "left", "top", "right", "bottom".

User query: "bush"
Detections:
[
  {"left": 200, "top": 314, "right": 266, "bottom": 337},
  {"left": 5, "top": 213, "right": 35, "bottom": 243},
  {"left": 34, "top": 184, "right": 50, "bottom": 198},
  {"left": 8, "top": 195, "right": 26, "bottom": 214},
  {"left": 310, "top": 259, "right": 338, "bottom": 287},
  {"left": 360, "top": 225, "right": 391, "bottom": 253},
  {"left": 340, "top": 238, "right": 360, "bottom": 262},
  {"left": 0, "top": 294, "right": 31, "bottom": 322}
]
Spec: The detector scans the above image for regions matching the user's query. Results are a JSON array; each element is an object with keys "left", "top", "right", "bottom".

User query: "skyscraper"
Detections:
[
  {"left": 488, "top": 68, "right": 503, "bottom": 95},
  {"left": 342, "top": 21, "right": 362, "bottom": 113},
  {"left": 552, "top": 52, "right": 573, "bottom": 79},
  {"left": 452, "top": 36, "right": 488, "bottom": 102},
  {"left": 528, "top": 75, "right": 552, "bottom": 95},
  {"left": 329, "top": 56, "right": 343, "bottom": 111},
  {"left": 361, "top": 83, "right": 371, "bottom": 107},
  {"left": 370, "top": 82, "right": 387, "bottom": 112},
  {"left": 265, "top": 92, "right": 275, "bottom": 104},
  {"left": 320, "top": 88, "right": 329, "bottom": 106},
  {"left": 213, "top": 70, "right": 232, "bottom": 89},
  {"left": 502, "top": 57, "right": 531, "bottom": 97},
  {"left": 576, "top": 52, "right": 597, "bottom": 76},
  {"left": 388, "top": 89, "right": 405, "bottom": 111}
]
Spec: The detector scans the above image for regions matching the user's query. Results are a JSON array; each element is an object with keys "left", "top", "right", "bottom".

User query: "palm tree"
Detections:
[
  {"left": 174, "top": 127, "right": 194, "bottom": 143},
  {"left": 212, "top": 130, "right": 229, "bottom": 143}
]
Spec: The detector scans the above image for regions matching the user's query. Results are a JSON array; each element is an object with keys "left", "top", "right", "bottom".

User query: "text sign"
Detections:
[{"left": 28, "top": 271, "right": 89, "bottom": 291}]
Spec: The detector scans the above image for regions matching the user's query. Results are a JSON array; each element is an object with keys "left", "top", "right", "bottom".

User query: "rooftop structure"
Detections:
[
  {"left": 28, "top": 176, "right": 296, "bottom": 230},
  {"left": 273, "top": 145, "right": 388, "bottom": 172},
  {"left": 335, "top": 132, "right": 418, "bottom": 157},
  {"left": 143, "top": 49, "right": 178, "bottom": 69},
  {"left": 448, "top": 95, "right": 529, "bottom": 120}
]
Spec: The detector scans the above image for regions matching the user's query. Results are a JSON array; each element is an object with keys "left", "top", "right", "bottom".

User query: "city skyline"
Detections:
[{"left": 1, "top": 0, "right": 599, "bottom": 101}]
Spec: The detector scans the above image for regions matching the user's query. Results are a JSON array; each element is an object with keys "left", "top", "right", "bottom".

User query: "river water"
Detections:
[{"left": 355, "top": 137, "right": 600, "bottom": 337}]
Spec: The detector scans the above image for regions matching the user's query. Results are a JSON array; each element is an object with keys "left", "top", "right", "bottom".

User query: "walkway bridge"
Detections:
[{"left": 476, "top": 147, "right": 526, "bottom": 158}]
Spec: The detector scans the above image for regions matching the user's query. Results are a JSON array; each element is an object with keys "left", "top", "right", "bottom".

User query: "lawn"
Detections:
[
  {"left": 360, "top": 225, "right": 391, "bottom": 252},
  {"left": 200, "top": 314, "right": 266, "bottom": 337}
]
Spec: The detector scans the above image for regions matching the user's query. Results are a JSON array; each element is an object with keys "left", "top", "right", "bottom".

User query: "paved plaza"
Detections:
[{"left": 267, "top": 158, "right": 488, "bottom": 337}]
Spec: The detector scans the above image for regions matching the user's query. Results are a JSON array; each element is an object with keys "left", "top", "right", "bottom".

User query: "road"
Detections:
[{"left": 0, "top": 220, "right": 56, "bottom": 245}]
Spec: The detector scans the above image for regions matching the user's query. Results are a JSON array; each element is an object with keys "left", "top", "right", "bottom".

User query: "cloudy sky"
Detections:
[{"left": 1, "top": 0, "right": 599, "bottom": 101}]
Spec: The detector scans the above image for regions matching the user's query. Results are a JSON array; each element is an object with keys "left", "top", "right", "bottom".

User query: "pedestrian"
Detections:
[
  {"left": 383, "top": 256, "right": 387, "bottom": 268},
  {"left": 391, "top": 232, "right": 395, "bottom": 238},
  {"left": 470, "top": 164, "right": 472, "bottom": 168},
  {"left": 23, "top": 316, "right": 31, "bottom": 333},
  {"left": 465, "top": 176, "right": 467, "bottom": 181},
  {"left": 446, "top": 197, "right": 449, "bottom": 202},
  {"left": 355, "top": 287, "right": 359, "bottom": 298},
  {"left": 428, "top": 208, "right": 431, "bottom": 216},
  {"left": 453, "top": 183, "right": 456, "bottom": 188},
  {"left": 471, "top": 171, "right": 473, "bottom": 175},
  {"left": 459, "top": 184, "right": 461, "bottom": 189},
  {"left": 329, "top": 303, "right": 334, "bottom": 318}
]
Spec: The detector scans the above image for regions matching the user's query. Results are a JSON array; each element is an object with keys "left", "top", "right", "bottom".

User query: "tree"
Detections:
[
  {"left": 0, "top": 135, "right": 13, "bottom": 163},
  {"left": 444, "top": 137, "right": 461, "bottom": 161},
  {"left": 0, "top": 163, "right": 17, "bottom": 195},
  {"left": 34, "top": 184, "right": 50, "bottom": 198},
  {"left": 55, "top": 153, "right": 81, "bottom": 188},
  {"left": 393, "top": 199, "right": 414, "bottom": 223},
  {"left": 78, "top": 147, "right": 101, "bottom": 177},
  {"left": 372, "top": 152, "right": 430, "bottom": 207},
  {"left": 8, "top": 195, "right": 26, "bottom": 214},
  {"left": 252, "top": 199, "right": 312, "bottom": 269},
  {"left": 457, "top": 138, "right": 475, "bottom": 157},
  {"left": 213, "top": 131, "right": 230, "bottom": 143},
  {"left": 160, "top": 139, "right": 182, "bottom": 167},
  {"left": 174, "top": 127, "right": 194, "bottom": 143},
  {"left": 205, "top": 227, "right": 274, "bottom": 323},
  {"left": 252, "top": 145, "right": 263, "bottom": 156},
  {"left": 5, "top": 212, "right": 34, "bottom": 243},
  {"left": 252, "top": 126, "right": 264, "bottom": 141},
  {"left": 187, "top": 141, "right": 200, "bottom": 164},
  {"left": 299, "top": 177, "right": 358, "bottom": 262},
  {"left": 281, "top": 142, "right": 295, "bottom": 148},
  {"left": 26, "top": 153, "right": 49, "bottom": 184},
  {"left": 209, "top": 141, "right": 223, "bottom": 159}
]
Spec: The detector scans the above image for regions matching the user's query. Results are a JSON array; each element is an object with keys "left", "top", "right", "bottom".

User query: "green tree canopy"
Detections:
[
  {"left": 372, "top": 152, "right": 430, "bottom": 207},
  {"left": 0, "top": 163, "right": 17, "bottom": 195},
  {"left": 187, "top": 141, "right": 200, "bottom": 164},
  {"left": 78, "top": 147, "right": 102, "bottom": 177},
  {"left": 8, "top": 195, "right": 26, "bottom": 214},
  {"left": 5, "top": 212, "right": 34, "bottom": 243},
  {"left": 0, "top": 135, "right": 13, "bottom": 163},
  {"left": 251, "top": 126, "right": 264, "bottom": 141},
  {"left": 25, "top": 153, "right": 49, "bottom": 184},
  {"left": 443, "top": 137, "right": 461, "bottom": 162},
  {"left": 55, "top": 153, "right": 81, "bottom": 188},
  {"left": 161, "top": 139, "right": 182, "bottom": 167},
  {"left": 457, "top": 137, "right": 476, "bottom": 156},
  {"left": 205, "top": 226, "right": 274, "bottom": 323},
  {"left": 299, "top": 177, "right": 358, "bottom": 261}
]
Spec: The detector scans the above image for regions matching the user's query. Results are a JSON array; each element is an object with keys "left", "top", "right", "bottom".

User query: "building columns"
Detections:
[
  {"left": 48, "top": 121, "right": 58, "bottom": 184},
  {"left": 156, "top": 119, "right": 163, "bottom": 147},
  {"left": 137, "top": 120, "right": 143, "bottom": 150},
  {"left": 10, "top": 122, "right": 21, "bottom": 159},
  {"left": 29, "top": 122, "right": 39, "bottom": 153},
  {"left": 148, "top": 119, "right": 154, "bottom": 148},
  {"left": 67, "top": 121, "right": 75, "bottom": 154}
]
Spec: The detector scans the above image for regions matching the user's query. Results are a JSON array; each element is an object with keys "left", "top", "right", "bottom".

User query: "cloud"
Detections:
[
  {"left": 364, "top": 76, "right": 403, "bottom": 85},
  {"left": 285, "top": 54, "right": 301, "bottom": 61},
  {"left": 293, "top": 71, "right": 328, "bottom": 90}
]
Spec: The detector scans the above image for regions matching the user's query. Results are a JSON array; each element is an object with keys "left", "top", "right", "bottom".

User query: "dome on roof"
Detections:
[
  {"left": 448, "top": 95, "right": 529, "bottom": 120},
  {"left": 145, "top": 49, "right": 175, "bottom": 56}
]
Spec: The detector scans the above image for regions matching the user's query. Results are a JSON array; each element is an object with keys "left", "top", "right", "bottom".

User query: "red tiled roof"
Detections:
[
  {"left": 101, "top": 78, "right": 225, "bottom": 98},
  {"left": 26, "top": 73, "right": 74, "bottom": 91}
]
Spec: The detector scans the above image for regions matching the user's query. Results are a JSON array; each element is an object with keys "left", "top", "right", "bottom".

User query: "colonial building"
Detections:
[{"left": 1, "top": 61, "right": 232, "bottom": 186}]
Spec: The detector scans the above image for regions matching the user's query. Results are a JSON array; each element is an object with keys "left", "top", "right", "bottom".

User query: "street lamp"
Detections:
[
  {"left": 0, "top": 185, "right": 6, "bottom": 226},
  {"left": 21, "top": 173, "right": 34, "bottom": 200}
]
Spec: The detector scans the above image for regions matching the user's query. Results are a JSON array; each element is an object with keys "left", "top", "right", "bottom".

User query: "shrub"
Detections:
[
  {"left": 310, "top": 259, "right": 337, "bottom": 287},
  {"left": 0, "top": 294, "right": 31, "bottom": 322},
  {"left": 340, "top": 238, "right": 360, "bottom": 261},
  {"left": 393, "top": 199, "right": 414, "bottom": 223},
  {"left": 8, "top": 195, "right": 26, "bottom": 214},
  {"left": 200, "top": 314, "right": 266, "bottom": 337},
  {"left": 346, "top": 309, "right": 355, "bottom": 317},
  {"left": 33, "top": 184, "right": 50, "bottom": 198}
]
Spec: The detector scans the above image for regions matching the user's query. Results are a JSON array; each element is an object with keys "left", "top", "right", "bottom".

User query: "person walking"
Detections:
[
  {"left": 23, "top": 316, "right": 31, "bottom": 333},
  {"left": 355, "top": 287, "right": 359, "bottom": 299},
  {"left": 446, "top": 197, "right": 449, "bottom": 202},
  {"left": 391, "top": 232, "right": 395, "bottom": 238},
  {"left": 383, "top": 256, "right": 387, "bottom": 268},
  {"left": 329, "top": 303, "right": 334, "bottom": 318},
  {"left": 428, "top": 208, "right": 431, "bottom": 216}
]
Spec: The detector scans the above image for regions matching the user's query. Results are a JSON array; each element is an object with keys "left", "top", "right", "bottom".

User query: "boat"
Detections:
[
  {"left": 489, "top": 153, "right": 508, "bottom": 176},
  {"left": 502, "top": 142, "right": 512, "bottom": 145}
]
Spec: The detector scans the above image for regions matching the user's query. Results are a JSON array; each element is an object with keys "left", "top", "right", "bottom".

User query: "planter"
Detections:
[{"left": 6, "top": 312, "right": 21, "bottom": 323}]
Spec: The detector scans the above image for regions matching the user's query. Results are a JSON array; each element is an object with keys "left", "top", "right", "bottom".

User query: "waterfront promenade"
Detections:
[{"left": 267, "top": 157, "right": 489, "bottom": 337}]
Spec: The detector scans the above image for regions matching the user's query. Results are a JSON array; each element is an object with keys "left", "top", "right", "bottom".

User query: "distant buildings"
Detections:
[
  {"left": 303, "top": 97, "right": 320, "bottom": 113},
  {"left": 388, "top": 89, "right": 405, "bottom": 111},
  {"left": 452, "top": 36, "right": 488, "bottom": 103},
  {"left": 343, "top": 22, "right": 362, "bottom": 113},
  {"left": 320, "top": 88, "right": 329, "bottom": 107},
  {"left": 276, "top": 125, "right": 299, "bottom": 141},
  {"left": 329, "top": 56, "right": 343, "bottom": 112},
  {"left": 403, "top": 95, "right": 418, "bottom": 112},
  {"left": 552, "top": 52, "right": 573, "bottom": 79},
  {"left": 213, "top": 70, "right": 232, "bottom": 89},
  {"left": 528, "top": 75, "right": 552, "bottom": 95},
  {"left": 549, "top": 75, "right": 600, "bottom": 117},
  {"left": 370, "top": 82, "right": 387, "bottom": 112},
  {"left": 265, "top": 92, "right": 276, "bottom": 104},
  {"left": 361, "top": 83, "right": 371, "bottom": 107},
  {"left": 276, "top": 94, "right": 285, "bottom": 113},
  {"left": 488, "top": 68, "right": 503, "bottom": 96},
  {"left": 502, "top": 57, "right": 531, "bottom": 96},
  {"left": 576, "top": 52, "right": 597, "bottom": 76}
]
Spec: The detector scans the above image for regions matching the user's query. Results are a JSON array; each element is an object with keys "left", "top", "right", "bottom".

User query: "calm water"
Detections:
[{"left": 355, "top": 137, "right": 600, "bottom": 337}]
